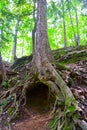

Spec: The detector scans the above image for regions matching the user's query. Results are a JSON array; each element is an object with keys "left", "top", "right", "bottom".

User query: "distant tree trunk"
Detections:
[
  {"left": 67, "top": 0, "right": 80, "bottom": 46},
  {"left": 0, "top": 51, "right": 5, "bottom": 84},
  {"left": 32, "top": 22, "right": 36, "bottom": 53},
  {"left": 75, "top": 6, "right": 80, "bottom": 46},
  {"left": 12, "top": 18, "right": 20, "bottom": 61},
  {"left": 32, "top": 0, "right": 37, "bottom": 53},
  {"left": 67, "top": 0, "right": 77, "bottom": 45},
  {"left": 62, "top": 0, "right": 67, "bottom": 48},
  {"left": 21, "top": 40, "right": 24, "bottom": 57},
  {"left": 0, "top": 22, "right": 5, "bottom": 83}
]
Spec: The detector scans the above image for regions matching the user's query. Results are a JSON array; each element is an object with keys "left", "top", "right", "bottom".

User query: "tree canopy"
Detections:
[{"left": 0, "top": 0, "right": 87, "bottom": 61}]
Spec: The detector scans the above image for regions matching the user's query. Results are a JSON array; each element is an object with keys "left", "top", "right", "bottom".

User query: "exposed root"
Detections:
[
  {"left": 0, "top": 59, "right": 81, "bottom": 130},
  {"left": 78, "top": 120, "right": 87, "bottom": 130},
  {"left": 0, "top": 79, "right": 27, "bottom": 129},
  {"left": 58, "top": 49, "right": 87, "bottom": 62},
  {"left": 31, "top": 61, "right": 78, "bottom": 129},
  {"left": 37, "top": 62, "right": 76, "bottom": 107}
]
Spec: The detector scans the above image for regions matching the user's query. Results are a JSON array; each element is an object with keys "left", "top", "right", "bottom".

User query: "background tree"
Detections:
[
  {"left": 67, "top": 0, "right": 77, "bottom": 44},
  {"left": 0, "top": 51, "right": 5, "bottom": 84},
  {"left": 12, "top": 17, "right": 20, "bottom": 61},
  {"left": 1, "top": 0, "right": 87, "bottom": 61},
  {"left": 74, "top": 0, "right": 80, "bottom": 46},
  {"left": 32, "top": 0, "right": 37, "bottom": 53},
  {"left": 62, "top": 0, "right": 67, "bottom": 47}
]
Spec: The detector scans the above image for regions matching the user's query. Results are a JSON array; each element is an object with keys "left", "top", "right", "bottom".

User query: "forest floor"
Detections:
[
  {"left": 1, "top": 45, "right": 87, "bottom": 130},
  {"left": 12, "top": 108, "right": 51, "bottom": 130},
  {"left": 12, "top": 84, "right": 53, "bottom": 130},
  {"left": 12, "top": 60, "right": 87, "bottom": 130}
]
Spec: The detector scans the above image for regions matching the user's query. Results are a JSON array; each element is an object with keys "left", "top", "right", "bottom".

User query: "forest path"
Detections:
[
  {"left": 12, "top": 107, "right": 52, "bottom": 130},
  {"left": 12, "top": 85, "right": 53, "bottom": 130}
]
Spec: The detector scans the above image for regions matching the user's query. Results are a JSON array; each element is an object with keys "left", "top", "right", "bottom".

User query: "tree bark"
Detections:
[
  {"left": 62, "top": 0, "right": 67, "bottom": 48},
  {"left": 0, "top": 22, "right": 5, "bottom": 83},
  {"left": 12, "top": 18, "right": 20, "bottom": 61},
  {"left": 32, "top": 0, "right": 37, "bottom": 53},
  {"left": 31, "top": 0, "right": 75, "bottom": 106},
  {"left": 73, "top": 0, "right": 80, "bottom": 46},
  {"left": 67, "top": 0, "right": 77, "bottom": 45},
  {"left": 0, "top": 51, "right": 5, "bottom": 83},
  {"left": 75, "top": 7, "right": 80, "bottom": 46}
]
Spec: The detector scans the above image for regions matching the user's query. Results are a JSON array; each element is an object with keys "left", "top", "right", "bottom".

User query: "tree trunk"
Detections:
[
  {"left": 21, "top": 39, "right": 24, "bottom": 57},
  {"left": 73, "top": 0, "right": 80, "bottom": 46},
  {"left": 32, "top": 0, "right": 36, "bottom": 53},
  {"left": 0, "top": 51, "right": 5, "bottom": 84},
  {"left": 33, "top": 0, "right": 53, "bottom": 67},
  {"left": 62, "top": 0, "right": 67, "bottom": 48},
  {"left": 67, "top": 0, "right": 77, "bottom": 45},
  {"left": 75, "top": 7, "right": 80, "bottom": 46},
  {"left": 12, "top": 18, "right": 20, "bottom": 61},
  {"left": 0, "top": 22, "right": 5, "bottom": 83},
  {"left": 31, "top": 0, "right": 75, "bottom": 107}
]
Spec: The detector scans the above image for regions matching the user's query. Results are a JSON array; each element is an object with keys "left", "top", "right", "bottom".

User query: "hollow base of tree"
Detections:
[{"left": 26, "top": 83, "right": 55, "bottom": 114}]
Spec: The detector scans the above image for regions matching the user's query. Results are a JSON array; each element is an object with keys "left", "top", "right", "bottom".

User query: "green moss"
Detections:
[
  {"left": 53, "top": 45, "right": 87, "bottom": 65},
  {"left": 11, "top": 45, "right": 87, "bottom": 70},
  {"left": 54, "top": 62, "right": 71, "bottom": 70},
  {"left": 12, "top": 55, "right": 32, "bottom": 71},
  {"left": 60, "top": 53, "right": 87, "bottom": 64}
]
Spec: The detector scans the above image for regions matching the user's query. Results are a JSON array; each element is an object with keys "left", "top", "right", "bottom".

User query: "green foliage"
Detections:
[
  {"left": 0, "top": 96, "right": 14, "bottom": 108},
  {"left": 2, "top": 81, "right": 11, "bottom": 88},
  {"left": 48, "top": 105, "right": 78, "bottom": 130},
  {"left": 12, "top": 3, "right": 33, "bottom": 15},
  {"left": 48, "top": 95, "right": 77, "bottom": 130},
  {"left": 0, "top": 0, "right": 87, "bottom": 61},
  {"left": 48, "top": 113, "right": 58, "bottom": 130},
  {"left": 65, "top": 105, "right": 76, "bottom": 114}
]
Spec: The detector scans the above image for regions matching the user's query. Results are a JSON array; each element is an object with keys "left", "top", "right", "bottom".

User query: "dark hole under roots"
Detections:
[{"left": 26, "top": 83, "right": 55, "bottom": 114}]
